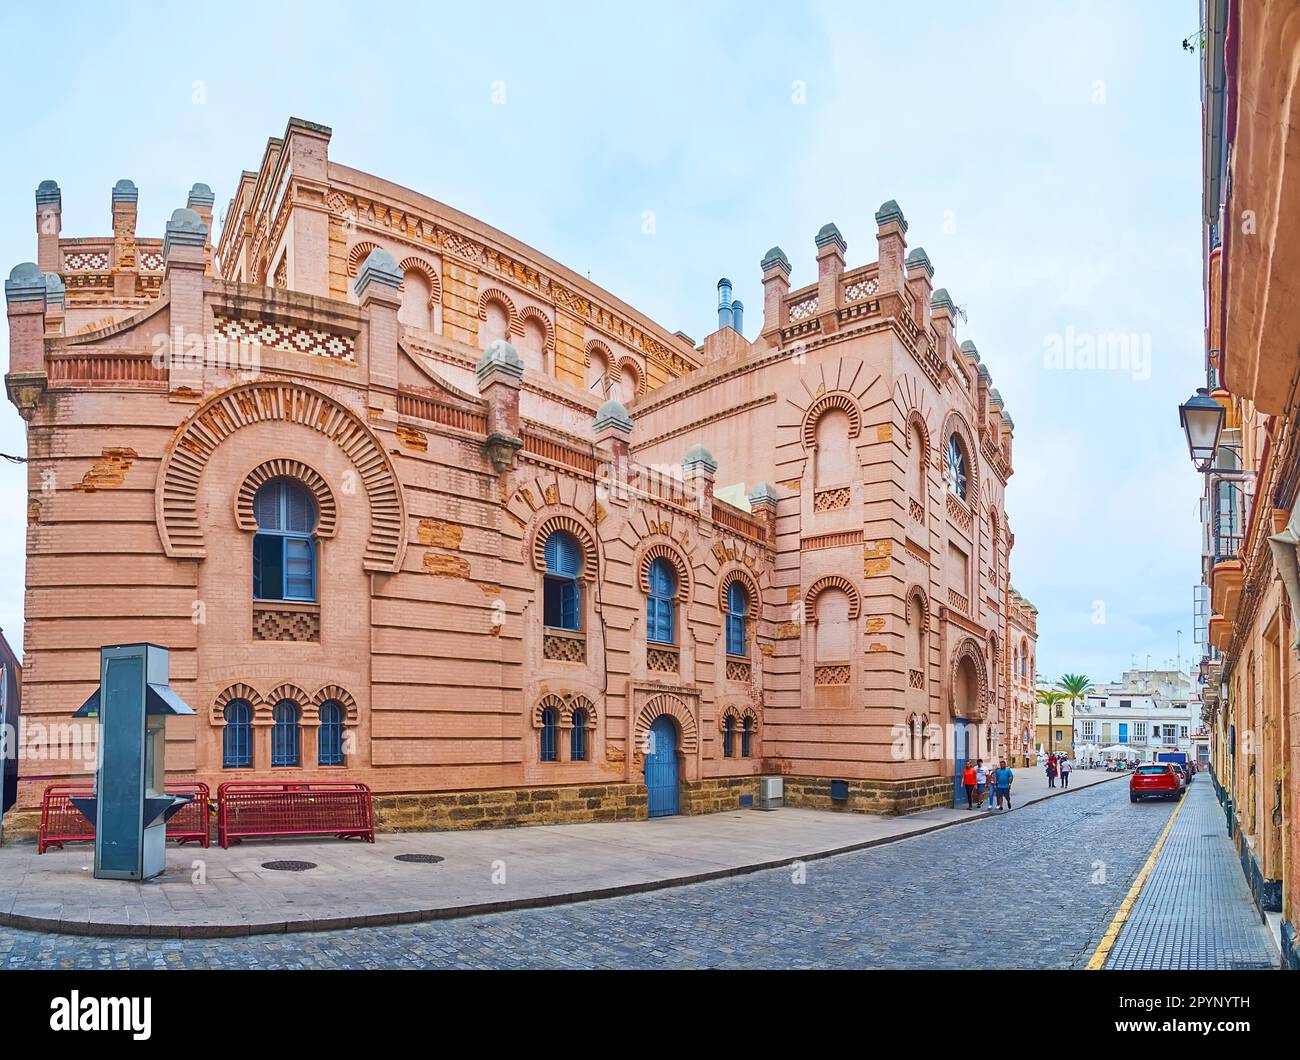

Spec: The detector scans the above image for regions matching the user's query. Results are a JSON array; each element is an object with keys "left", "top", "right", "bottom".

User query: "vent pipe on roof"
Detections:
[
  {"left": 717, "top": 277, "right": 733, "bottom": 331},
  {"left": 731, "top": 299, "right": 743, "bottom": 335}
]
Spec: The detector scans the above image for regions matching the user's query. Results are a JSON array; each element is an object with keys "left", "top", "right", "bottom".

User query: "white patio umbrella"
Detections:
[{"left": 1100, "top": 744, "right": 1139, "bottom": 758}]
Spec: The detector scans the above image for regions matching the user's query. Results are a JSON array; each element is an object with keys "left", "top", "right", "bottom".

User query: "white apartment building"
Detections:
[{"left": 1074, "top": 669, "right": 1204, "bottom": 764}]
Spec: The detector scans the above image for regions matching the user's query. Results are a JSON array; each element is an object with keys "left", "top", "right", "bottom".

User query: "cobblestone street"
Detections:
[{"left": 0, "top": 777, "right": 1231, "bottom": 970}]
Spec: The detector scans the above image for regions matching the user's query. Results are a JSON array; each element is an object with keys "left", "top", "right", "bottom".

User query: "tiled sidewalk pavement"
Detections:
[
  {"left": 0, "top": 768, "right": 1120, "bottom": 937},
  {"left": 1104, "top": 779, "right": 1277, "bottom": 969}
]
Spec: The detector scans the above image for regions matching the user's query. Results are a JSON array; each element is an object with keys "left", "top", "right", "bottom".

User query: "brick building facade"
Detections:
[{"left": 3, "top": 117, "right": 1035, "bottom": 834}]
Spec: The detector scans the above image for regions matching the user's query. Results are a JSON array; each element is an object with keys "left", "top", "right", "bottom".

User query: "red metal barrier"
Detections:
[
  {"left": 37, "top": 782, "right": 211, "bottom": 853},
  {"left": 216, "top": 781, "right": 375, "bottom": 848}
]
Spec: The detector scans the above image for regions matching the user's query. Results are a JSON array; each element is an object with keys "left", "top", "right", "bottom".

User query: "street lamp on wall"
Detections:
[{"left": 1179, "top": 387, "right": 1226, "bottom": 471}]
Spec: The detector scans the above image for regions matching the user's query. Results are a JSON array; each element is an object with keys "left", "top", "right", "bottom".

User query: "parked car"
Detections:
[{"left": 1130, "top": 763, "right": 1183, "bottom": 802}]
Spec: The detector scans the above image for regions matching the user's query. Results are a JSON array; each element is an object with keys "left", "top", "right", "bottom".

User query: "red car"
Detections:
[{"left": 1130, "top": 763, "right": 1183, "bottom": 802}]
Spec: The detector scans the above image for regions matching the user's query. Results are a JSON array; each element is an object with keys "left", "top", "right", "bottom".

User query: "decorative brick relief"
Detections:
[
  {"left": 544, "top": 633, "right": 587, "bottom": 663},
  {"left": 813, "top": 487, "right": 850, "bottom": 512},
  {"left": 647, "top": 647, "right": 679, "bottom": 673},
  {"left": 726, "top": 658, "right": 752, "bottom": 683},
  {"left": 253, "top": 607, "right": 321, "bottom": 642},
  {"left": 814, "top": 665, "right": 851, "bottom": 686},
  {"left": 213, "top": 314, "right": 356, "bottom": 362},
  {"left": 64, "top": 251, "right": 109, "bottom": 271}
]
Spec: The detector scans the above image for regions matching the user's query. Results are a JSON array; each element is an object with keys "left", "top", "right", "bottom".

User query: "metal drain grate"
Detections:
[
  {"left": 394, "top": 853, "right": 445, "bottom": 864},
  {"left": 262, "top": 860, "right": 317, "bottom": 872}
]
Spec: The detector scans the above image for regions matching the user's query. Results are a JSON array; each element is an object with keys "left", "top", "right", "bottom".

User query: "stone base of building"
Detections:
[
  {"left": 2, "top": 773, "right": 945, "bottom": 842},
  {"left": 781, "top": 773, "right": 952, "bottom": 816},
  {"left": 0, "top": 808, "right": 40, "bottom": 844},
  {"left": 1233, "top": 830, "right": 1284, "bottom": 914},
  {"left": 1282, "top": 919, "right": 1300, "bottom": 971}
]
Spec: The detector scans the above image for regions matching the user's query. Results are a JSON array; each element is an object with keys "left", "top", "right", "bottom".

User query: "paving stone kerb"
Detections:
[{"left": 0, "top": 769, "right": 1123, "bottom": 939}]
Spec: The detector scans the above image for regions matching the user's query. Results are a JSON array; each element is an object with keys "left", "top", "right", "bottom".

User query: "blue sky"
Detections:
[{"left": 0, "top": 1, "right": 1205, "bottom": 685}]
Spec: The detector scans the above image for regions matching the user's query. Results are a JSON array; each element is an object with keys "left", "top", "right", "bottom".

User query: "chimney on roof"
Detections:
[
  {"left": 717, "top": 278, "right": 734, "bottom": 331},
  {"left": 731, "top": 299, "right": 744, "bottom": 335}
]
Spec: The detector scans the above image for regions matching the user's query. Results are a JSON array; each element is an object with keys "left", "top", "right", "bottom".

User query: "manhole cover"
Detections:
[
  {"left": 394, "top": 853, "right": 444, "bottom": 864},
  {"left": 262, "top": 860, "right": 317, "bottom": 872}
]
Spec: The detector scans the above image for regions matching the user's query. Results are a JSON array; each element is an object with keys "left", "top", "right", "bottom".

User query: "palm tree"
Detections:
[
  {"left": 1034, "top": 688, "right": 1067, "bottom": 754},
  {"left": 1054, "top": 673, "right": 1093, "bottom": 757},
  {"left": 1056, "top": 673, "right": 1093, "bottom": 711}
]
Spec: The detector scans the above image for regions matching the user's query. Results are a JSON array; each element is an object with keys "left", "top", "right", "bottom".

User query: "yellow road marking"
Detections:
[{"left": 1085, "top": 788, "right": 1188, "bottom": 970}]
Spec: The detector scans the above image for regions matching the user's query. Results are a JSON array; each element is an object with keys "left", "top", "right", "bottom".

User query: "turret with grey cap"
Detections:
[
  {"left": 593, "top": 396, "right": 633, "bottom": 434},
  {"left": 905, "top": 246, "right": 933, "bottom": 278}
]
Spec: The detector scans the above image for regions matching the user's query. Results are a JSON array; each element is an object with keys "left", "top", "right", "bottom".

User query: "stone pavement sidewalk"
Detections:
[
  {"left": 1101, "top": 778, "right": 1277, "bottom": 969},
  {"left": 0, "top": 767, "right": 1120, "bottom": 938}
]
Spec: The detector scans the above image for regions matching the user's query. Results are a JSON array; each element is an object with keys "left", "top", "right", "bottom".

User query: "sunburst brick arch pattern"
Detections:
[
  {"left": 950, "top": 637, "right": 989, "bottom": 716},
  {"left": 156, "top": 381, "right": 406, "bottom": 572},
  {"left": 346, "top": 241, "right": 380, "bottom": 277},
  {"left": 211, "top": 682, "right": 262, "bottom": 725},
  {"left": 633, "top": 693, "right": 698, "bottom": 758},
  {"left": 530, "top": 512, "right": 598, "bottom": 581},
  {"left": 397, "top": 256, "right": 442, "bottom": 303},
  {"left": 804, "top": 574, "right": 861, "bottom": 623},
  {"left": 532, "top": 692, "right": 598, "bottom": 728},
  {"left": 234, "top": 458, "right": 338, "bottom": 538},
  {"left": 637, "top": 541, "right": 692, "bottom": 600}
]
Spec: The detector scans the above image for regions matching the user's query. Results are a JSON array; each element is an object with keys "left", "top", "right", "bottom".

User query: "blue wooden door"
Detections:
[
  {"left": 953, "top": 719, "right": 970, "bottom": 807},
  {"left": 645, "top": 715, "right": 679, "bottom": 817}
]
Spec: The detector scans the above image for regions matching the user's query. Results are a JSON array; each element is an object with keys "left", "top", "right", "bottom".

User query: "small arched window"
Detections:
[
  {"left": 726, "top": 581, "right": 749, "bottom": 657},
  {"left": 741, "top": 716, "right": 754, "bottom": 758},
  {"left": 945, "top": 434, "right": 969, "bottom": 501},
  {"left": 646, "top": 558, "right": 676, "bottom": 644},
  {"left": 482, "top": 299, "right": 509, "bottom": 347},
  {"left": 723, "top": 715, "right": 735, "bottom": 758},
  {"left": 814, "top": 408, "right": 853, "bottom": 487},
  {"left": 587, "top": 350, "right": 609, "bottom": 398},
  {"left": 271, "top": 700, "right": 300, "bottom": 767},
  {"left": 543, "top": 532, "right": 582, "bottom": 631},
  {"left": 815, "top": 588, "right": 852, "bottom": 662},
  {"left": 540, "top": 707, "right": 559, "bottom": 762},
  {"left": 571, "top": 707, "right": 588, "bottom": 762},
  {"left": 318, "top": 700, "right": 344, "bottom": 766},
  {"left": 399, "top": 269, "right": 432, "bottom": 330},
  {"left": 223, "top": 700, "right": 252, "bottom": 769},
  {"left": 253, "top": 479, "right": 317, "bottom": 602}
]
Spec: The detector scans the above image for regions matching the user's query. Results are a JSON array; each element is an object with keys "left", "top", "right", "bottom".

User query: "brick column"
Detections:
[
  {"left": 43, "top": 274, "right": 65, "bottom": 338},
  {"left": 905, "top": 247, "right": 933, "bottom": 332},
  {"left": 760, "top": 246, "right": 791, "bottom": 337},
  {"left": 162, "top": 207, "right": 209, "bottom": 399},
  {"left": 815, "top": 223, "right": 846, "bottom": 336},
  {"left": 35, "top": 181, "right": 61, "bottom": 274},
  {"left": 683, "top": 444, "right": 716, "bottom": 522},
  {"left": 875, "top": 199, "right": 908, "bottom": 319},
  {"left": 5, "top": 262, "right": 48, "bottom": 421},
  {"left": 477, "top": 339, "right": 525, "bottom": 473},
  {"left": 355, "top": 247, "right": 403, "bottom": 401},
  {"left": 110, "top": 179, "right": 138, "bottom": 300},
  {"left": 187, "top": 183, "right": 216, "bottom": 275}
]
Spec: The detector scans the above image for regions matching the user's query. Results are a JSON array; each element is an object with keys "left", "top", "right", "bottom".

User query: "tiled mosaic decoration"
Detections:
[
  {"left": 213, "top": 314, "right": 356, "bottom": 362},
  {"left": 64, "top": 251, "right": 110, "bottom": 271}
]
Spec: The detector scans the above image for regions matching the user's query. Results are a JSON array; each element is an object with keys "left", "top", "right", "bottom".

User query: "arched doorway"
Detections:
[
  {"left": 645, "top": 714, "right": 680, "bottom": 817},
  {"left": 951, "top": 649, "right": 982, "bottom": 806}
]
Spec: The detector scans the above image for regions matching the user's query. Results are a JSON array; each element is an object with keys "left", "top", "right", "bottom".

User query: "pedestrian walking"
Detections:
[
  {"left": 1059, "top": 755, "right": 1072, "bottom": 788},
  {"left": 975, "top": 760, "right": 989, "bottom": 808},
  {"left": 1045, "top": 755, "right": 1057, "bottom": 788},
  {"left": 962, "top": 762, "right": 977, "bottom": 809},
  {"left": 995, "top": 759, "right": 1014, "bottom": 810}
]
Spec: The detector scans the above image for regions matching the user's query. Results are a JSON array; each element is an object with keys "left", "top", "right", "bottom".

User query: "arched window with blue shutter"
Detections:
[
  {"left": 318, "top": 700, "right": 344, "bottom": 766},
  {"left": 723, "top": 714, "right": 735, "bottom": 758},
  {"left": 271, "top": 700, "right": 300, "bottom": 767},
  {"left": 543, "top": 531, "right": 582, "bottom": 631},
  {"left": 540, "top": 707, "right": 559, "bottom": 762},
  {"left": 742, "top": 716, "right": 754, "bottom": 758},
  {"left": 646, "top": 558, "right": 676, "bottom": 644},
  {"left": 253, "top": 479, "right": 317, "bottom": 602},
  {"left": 223, "top": 700, "right": 252, "bottom": 768},
  {"left": 726, "top": 580, "right": 748, "bottom": 656},
  {"left": 571, "top": 707, "right": 588, "bottom": 762}
]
